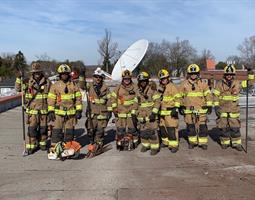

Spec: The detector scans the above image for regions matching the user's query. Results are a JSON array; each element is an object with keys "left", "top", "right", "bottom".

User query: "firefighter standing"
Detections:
[
  {"left": 213, "top": 64, "right": 254, "bottom": 151},
  {"left": 47, "top": 64, "right": 83, "bottom": 153},
  {"left": 15, "top": 63, "right": 51, "bottom": 154},
  {"left": 111, "top": 69, "right": 139, "bottom": 150},
  {"left": 79, "top": 68, "right": 112, "bottom": 156},
  {"left": 137, "top": 72, "right": 160, "bottom": 155},
  {"left": 179, "top": 64, "right": 213, "bottom": 150},
  {"left": 158, "top": 69, "right": 181, "bottom": 153}
]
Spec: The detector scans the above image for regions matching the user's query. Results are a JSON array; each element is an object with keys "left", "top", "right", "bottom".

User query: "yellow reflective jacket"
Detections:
[
  {"left": 15, "top": 76, "right": 51, "bottom": 115},
  {"left": 160, "top": 82, "right": 181, "bottom": 116},
  {"left": 47, "top": 80, "right": 82, "bottom": 116},
  {"left": 111, "top": 82, "right": 138, "bottom": 118},
  {"left": 137, "top": 83, "right": 161, "bottom": 122},
  {"left": 179, "top": 78, "right": 212, "bottom": 113},
  {"left": 213, "top": 74, "right": 254, "bottom": 114},
  {"left": 86, "top": 82, "right": 112, "bottom": 119}
]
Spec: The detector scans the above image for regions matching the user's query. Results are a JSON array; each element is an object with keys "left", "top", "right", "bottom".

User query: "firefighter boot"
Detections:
[
  {"left": 161, "top": 143, "right": 168, "bottom": 148},
  {"left": 116, "top": 135, "right": 123, "bottom": 151},
  {"left": 39, "top": 139, "right": 47, "bottom": 151},
  {"left": 235, "top": 144, "right": 243, "bottom": 151},
  {"left": 141, "top": 146, "right": 150, "bottom": 153},
  {"left": 40, "top": 144, "right": 47, "bottom": 151},
  {"left": 200, "top": 144, "right": 208, "bottom": 150},
  {"left": 27, "top": 148, "right": 35, "bottom": 155},
  {"left": 188, "top": 143, "right": 195, "bottom": 149},
  {"left": 133, "top": 135, "right": 139, "bottom": 149},
  {"left": 170, "top": 147, "right": 179, "bottom": 153},
  {"left": 221, "top": 144, "right": 229, "bottom": 149},
  {"left": 150, "top": 149, "right": 159, "bottom": 156}
]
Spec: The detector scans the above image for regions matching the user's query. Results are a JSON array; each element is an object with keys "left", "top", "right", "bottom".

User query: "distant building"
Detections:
[{"left": 206, "top": 59, "right": 216, "bottom": 70}]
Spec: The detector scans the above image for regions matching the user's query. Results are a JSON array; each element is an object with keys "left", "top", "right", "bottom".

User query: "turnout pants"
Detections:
[
  {"left": 139, "top": 122, "right": 159, "bottom": 150},
  {"left": 86, "top": 116, "right": 108, "bottom": 145},
  {"left": 116, "top": 117, "right": 138, "bottom": 144},
  {"left": 51, "top": 115, "right": 76, "bottom": 145},
  {"left": 184, "top": 114, "right": 208, "bottom": 146},
  {"left": 26, "top": 114, "right": 47, "bottom": 150},
  {"left": 160, "top": 116, "right": 179, "bottom": 149},
  {"left": 217, "top": 116, "right": 241, "bottom": 147}
]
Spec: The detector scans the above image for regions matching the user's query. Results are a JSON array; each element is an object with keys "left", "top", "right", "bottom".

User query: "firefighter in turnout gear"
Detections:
[
  {"left": 137, "top": 72, "right": 160, "bottom": 155},
  {"left": 213, "top": 64, "right": 254, "bottom": 151},
  {"left": 179, "top": 64, "right": 213, "bottom": 150},
  {"left": 79, "top": 68, "right": 112, "bottom": 157},
  {"left": 111, "top": 69, "right": 139, "bottom": 150},
  {"left": 47, "top": 64, "right": 83, "bottom": 155},
  {"left": 15, "top": 63, "right": 51, "bottom": 154},
  {"left": 158, "top": 69, "right": 181, "bottom": 153}
]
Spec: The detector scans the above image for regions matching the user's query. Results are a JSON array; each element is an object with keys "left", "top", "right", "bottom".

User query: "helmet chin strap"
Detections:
[
  {"left": 61, "top": 74, "right": 70, "bottom": 83},
  {"left": 224, "top": 76, "right": 233, "bottom": 87},
  {"left": 138, "top": 80, "right": 148, "bottom": 89},
  {"left": 33, "top": 73, "right": 43, "bottom": 83},
  {"left": 190, "top": 75, "right": 198, "bottom": 81}
]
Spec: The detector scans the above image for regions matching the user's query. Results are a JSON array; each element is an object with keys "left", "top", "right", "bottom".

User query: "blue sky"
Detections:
[{"left": 0, "top": 0, "right": 255, "bottom": 64}]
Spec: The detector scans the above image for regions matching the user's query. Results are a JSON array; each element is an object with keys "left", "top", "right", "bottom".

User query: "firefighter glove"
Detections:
[
  {"left": 179, "top": 106, "right": 185, "bottom": 115},
  {"left": 81, "top": 69, "right": 86, "bottom": 76},
  {"left": 47, "top": 111, "right": 55, "bottom": 122},
  {"left": 202, "top": 106, "right": 212, "bottom": 114},
  {"left": 246, "top": 66, "right": 252, "bottom": 72},
  {"left": 107, "top": 112, "right": 112, "bottom": 120},
  {"left": 171, "top": 107, "right": 178, "bottom": 118},
  {"left": 149, "top": 113, "right": 156, "bottom": 122},
  {"left": 113, "top": 108, "right": 118, "bottom": 117},
  {"left": 207, "top": 106, "right": 212, "bottom": 114},
  {"left": 75, "top": 111, "right": 82, "bottom": 120},
  {"left": 131, "top": 114, "right": 138, "bottom": 127},
  {"left": 16, "top": 71, "right": 22, "bottom": 78},
  {"left": 214, "top": 106, "right": 221, "bottom": 118}
]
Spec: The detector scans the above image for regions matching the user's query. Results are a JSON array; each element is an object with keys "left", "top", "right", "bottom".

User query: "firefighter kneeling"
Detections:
[
  {"left": 111, "top": 69, "right": 139, "bottom": 151},
  {"left": 214, "top": 64, "right": 254, "bottom": 151},
  {"left": 47, "top": 64, "right": 82, "bottom": 159},
  {"left": 137, "top": 72, "right": 160, "bottom": 155}
]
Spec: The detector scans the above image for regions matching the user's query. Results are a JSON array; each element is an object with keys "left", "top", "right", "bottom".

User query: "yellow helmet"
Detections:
[
  {"left": 30, "top": 62, "right": 42, "bottom": 73},
  {"left": 137, "top": 71, "right": 150, "bottom": 81},
  {"left": 224, "top": 64, "right": 236, "bottom": 75},
  {"left": 122, "top": 69, "right": 132, "bottom": 78},
  {"left": 57, "top": 64, "right": 71, "bottom": 74},
  {"left": 158, "top": 69, "right": 170, "bottom": 79},
  {"left": 187, "top": 64, "right": 200, "bottom": 74}
]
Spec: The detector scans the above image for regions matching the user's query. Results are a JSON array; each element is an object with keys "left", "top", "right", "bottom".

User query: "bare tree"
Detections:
[
  {"left": 226, "top": 55, "right": 243, "bottom": 69},
  {"left": 139, "top": 42, "right": 169, "bottom": 76},
  {"left": 238, "top": 36, "right": 255, "bottom": 68},
  {"left": 162, "top": 38, "right": 197, "bottom": 76},
  {"left": 193, "top": 49, "right": 215, "bottom": 70},
  {"left": 97, "top": 29, "right": 118, "bottom": 73},
  {"left": 35, "top": 52, "right": 51, "bottom": 61}
]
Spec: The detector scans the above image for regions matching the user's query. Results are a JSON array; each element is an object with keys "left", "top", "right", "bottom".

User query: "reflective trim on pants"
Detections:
[
  {"left": 26, "top": 143, "right": 36, "bottom": 149},
  {"left": 231, "top": 138, "right": 241, "bottom": 146},
  {"left": 151, "top": 143, "right": 159, "bottom": 149},
  {"left": 188, "top": 136, "right": 198, "bottom": 144},
  {"left": 220, "top": 138, "right": 231, "bottom": 145},
  {"left": 161, "top": 137, "right": 169, "bottom": 145},
  {"left": 168, "top": 140, "right": 178, "bottom": 148},
  {"left": 142, "top": 142, "right": 150, "bottom": 148},
  {"left": 39, "top": 141, "right": 47, "bottom": 146},
  {"left": 198, "top": 137, "right": 208, "bottom": 145}
]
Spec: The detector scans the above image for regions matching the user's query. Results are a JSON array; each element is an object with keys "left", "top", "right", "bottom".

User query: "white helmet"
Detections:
[{"left": 93, "top": 67, "right": 105, "bottom": 78}]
